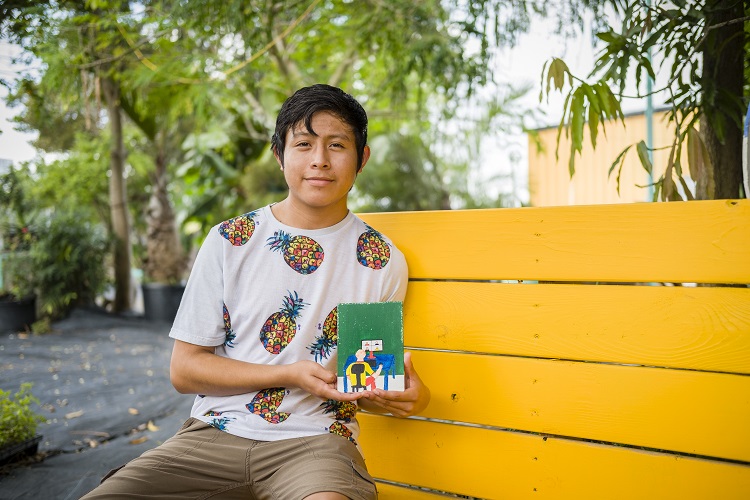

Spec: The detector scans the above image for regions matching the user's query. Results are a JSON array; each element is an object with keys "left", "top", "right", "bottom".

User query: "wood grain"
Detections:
[
  {"left": 360, "top": 200, "right": 750, "bottom": 284},
  {"left": 360, "top": 414, "right": 750, "bottom": 500},
  {"left": 403, "top": 281, "right": 750, "bottom": 373},
  {"left": 405, "top": 349, "right": 750, "bottom": 462}
]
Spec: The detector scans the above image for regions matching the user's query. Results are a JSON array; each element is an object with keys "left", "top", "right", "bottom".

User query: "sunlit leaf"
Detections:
[
  {"left": 547, "top": 58, "right": 570, "bottom": 93},
  {"left": 608, "top": 144, "right": 633, "bottom": 195},
  {"left": 636, "top": 140, "right": 653, "bottom": 175}
]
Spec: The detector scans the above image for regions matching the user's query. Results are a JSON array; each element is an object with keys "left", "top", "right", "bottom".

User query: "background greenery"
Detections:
[
  {"left": 0, "top": 0, "right": 747, "bottom": 315},
  {"left": 0, "top": 383, "right": 45, "bottom": 448}
]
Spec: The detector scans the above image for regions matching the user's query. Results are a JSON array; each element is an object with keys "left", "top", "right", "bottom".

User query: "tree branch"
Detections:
[
  {"left": 327, "top": 47, "right": 358, "bottom": 88},
  {"left": 223, "top": 0, "right": 321, "bottom": 79}
]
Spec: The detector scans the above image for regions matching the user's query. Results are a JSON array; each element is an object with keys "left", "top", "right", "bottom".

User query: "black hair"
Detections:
[{"left": 271, "top": 84, "right": 368, "bottom": 169}]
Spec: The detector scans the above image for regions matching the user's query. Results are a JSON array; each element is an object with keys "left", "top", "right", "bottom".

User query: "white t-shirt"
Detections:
[{"left": 169, "top": 205, "right": 408, "bottom": 445}]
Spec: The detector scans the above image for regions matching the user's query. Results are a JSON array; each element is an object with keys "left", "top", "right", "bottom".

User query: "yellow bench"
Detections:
[{"left": 358, "top": 199, "right": 750, "bottom": 499}]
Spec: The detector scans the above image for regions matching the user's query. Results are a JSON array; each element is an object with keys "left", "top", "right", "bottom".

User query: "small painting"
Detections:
[{"left": 336, "top": 302, "right": 404, "bottom": 393}]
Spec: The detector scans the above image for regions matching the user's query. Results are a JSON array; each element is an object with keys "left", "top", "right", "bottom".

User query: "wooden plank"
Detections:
[
  {"left": 360, "top": 199, "right": 750, "bottom": 284},
  {"left": 405, "top": 350, "right": 750, "bottom": 462},
  {"left": 403, "top": 281, "right": 750, "bottom": 374},
  {"left": 359, "top": 414, "right": 750, "bottom": 500}
]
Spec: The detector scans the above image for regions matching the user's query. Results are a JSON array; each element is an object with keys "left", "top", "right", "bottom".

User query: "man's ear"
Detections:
[
  {"left": 357, "top": 145, "right": 371, "bottom": 174},
  {"left": 273, "top": 148, "right": 284, "bottom": 170}
]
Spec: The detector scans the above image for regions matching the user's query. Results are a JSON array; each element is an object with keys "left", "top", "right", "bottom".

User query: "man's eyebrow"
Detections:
[{"left": 291, "top": 129, "right": 353, "bottom": 141}]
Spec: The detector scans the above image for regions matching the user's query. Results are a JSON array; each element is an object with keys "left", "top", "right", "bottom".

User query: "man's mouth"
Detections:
[{"left": 306, "top": 177, "right": 334, "bottom": 186}]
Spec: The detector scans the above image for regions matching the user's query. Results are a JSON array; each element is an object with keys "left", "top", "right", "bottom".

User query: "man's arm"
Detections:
[
  {"left": 170, "top": 340, "right": 363, "bottom": 402},
  {"left": 358, "top": 352, "right": 431, "bottom": 417}
]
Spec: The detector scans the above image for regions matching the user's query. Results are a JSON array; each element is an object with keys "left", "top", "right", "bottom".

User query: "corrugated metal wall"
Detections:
[{"left": 528, "top": 110, "right": 690, "bottom": 206}]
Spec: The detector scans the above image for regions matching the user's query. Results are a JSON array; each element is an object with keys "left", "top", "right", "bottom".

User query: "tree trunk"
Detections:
[
  {"left": 697, "top": 0, "right": 745, "bottom": 199},
  {"left": 143, "top": 134, "right": 185, "bottom": 284},
  {"left": 102, "top": 77, "right": 133, "bottom": 312}
]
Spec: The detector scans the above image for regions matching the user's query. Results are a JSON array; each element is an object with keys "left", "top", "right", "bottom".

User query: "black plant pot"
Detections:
[
  {"left": 0, "top": 296, "right": 36, "bottom": 333},
  {"left": 0, "top": 435, "right": 42, "bottom": 466},
  {"left": 142, "top": 283, "right": 185, "bottom": 323}
]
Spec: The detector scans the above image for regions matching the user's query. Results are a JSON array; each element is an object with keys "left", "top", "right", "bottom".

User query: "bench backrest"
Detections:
[{"left": 358, "top": 199, "right": 750, "bottom": 499}]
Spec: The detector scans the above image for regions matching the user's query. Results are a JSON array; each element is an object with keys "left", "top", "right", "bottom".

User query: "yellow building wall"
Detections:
[{"left": 528, "top": 110, "right": 691, "bottom": 206}]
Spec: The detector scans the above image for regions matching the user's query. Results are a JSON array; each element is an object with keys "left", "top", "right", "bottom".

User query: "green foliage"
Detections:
[
  {"left": 0, "top": 383, "right": 45, "bottom": 448},
  {"left": 540, "top": 0, "right": 748, "bottom": 201},
  {"left": 542, "top": 57, "right": 626, "bottom": 176},
  {"left": 355, "top": 134, "right": 451, "bottom": 212},
  {"left": 28, "top": 210, "right": 110, "bottom": 320},
  {"left": 1, "top": 166, "right": 36, "bottom": 300},
  {"left": 2, "top": 0, "right": 576, "bottom": 269},
  {"left": 1, "top": 251, "right": 35, "bottom": 301}
]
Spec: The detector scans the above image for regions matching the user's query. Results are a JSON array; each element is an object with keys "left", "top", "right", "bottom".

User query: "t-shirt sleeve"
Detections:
[{"left": 169, "top": 228, "right": 226, "bottom": 346}]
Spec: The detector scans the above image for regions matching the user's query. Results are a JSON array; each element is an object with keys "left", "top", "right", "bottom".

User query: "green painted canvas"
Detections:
[{"left": 336, "top": 302, "right": 404, "bottom": 393}]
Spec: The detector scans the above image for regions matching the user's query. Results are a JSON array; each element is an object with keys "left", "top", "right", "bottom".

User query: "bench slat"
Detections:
[
  {"left": 360, "top": 199, "right": 750, "bottom": 284},
  {"left": 359, "top": 414, "right": 750, "bottom": 500},
  {"left": 406, "top": 349, "right": 750, "bottom": 462},
  {"left": 404, "top": 281, "right": 750, "bottom": 373}
]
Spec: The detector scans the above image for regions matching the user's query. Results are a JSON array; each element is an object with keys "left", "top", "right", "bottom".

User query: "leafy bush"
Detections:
[
  {"left": 29, "top": 210, "right": 110, "bottom": 320},
  {"left": 1, "top": 167, "right": 37, "bottom": 301},
  {"left": 1, "top": 250, "right": 35, "bottom": 300},
  {"left": 0, "top": 383, "right": 45, "bottom": 448},
  {"left": 2, "top": 164, "right": 111, "bottom": 318}
]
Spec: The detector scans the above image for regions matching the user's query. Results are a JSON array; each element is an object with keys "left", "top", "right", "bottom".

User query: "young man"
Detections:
[{"left": 82, "top": 84, "right": 430, "bottom": 500}]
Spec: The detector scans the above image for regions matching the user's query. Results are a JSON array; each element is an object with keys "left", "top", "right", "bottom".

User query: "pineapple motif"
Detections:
[
  {"left": 247, "top": 388, "right": 290, "bottom": 424},
  {"left": 205, "top": 411, "right": 233, "bottom": 431},
  {"left": 260, "top": 291, "right": 307, "bottom": 354},
  {"left": 223, "top": 303, "right": 237, "bottom": 348},
  {"left": 218, "top": 211, "right": 258, "bottom": 246},
  {"left": 208, "top": 417, "right": 232, "bottom": 431},
  {"left": 266, "top": 230, "right": 324, "bottom": 274},
  {"left": 308, "top": 307, "right": 338, "bottom": 362},
  {"left": 320, "top": 399, "right": 357, "bottom": 423},
  {"left": 327, "top": 421, "right": 354, "bottom": 443},
  {"left": 356, "top": 225, "right": 390, "bottom": 269}
]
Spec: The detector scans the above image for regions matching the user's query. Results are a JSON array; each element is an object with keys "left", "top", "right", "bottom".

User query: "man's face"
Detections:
[{"left": 275, "top": 111, "right": 370, "bottom": 218}]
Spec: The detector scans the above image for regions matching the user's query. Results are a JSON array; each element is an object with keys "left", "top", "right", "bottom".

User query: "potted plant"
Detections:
[
  {"left": 139, "top": 142, "right": 188, "bottom": 323},
  {"left": 0, "top": 246, "right": 36, "bottom": 333},
  {"left": 0, "top": 383, "right": 45, "bottom": 465},
  {"left": 1, "top": 165, "right": 110, "bottom": 328},
  {"left": 0, "top": 166, "right": 37, "bottom": 333}
]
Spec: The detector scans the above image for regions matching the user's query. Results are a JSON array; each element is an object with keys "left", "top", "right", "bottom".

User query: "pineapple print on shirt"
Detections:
[
  {"left": 223, "top": 303, "right": 237, "bottom": 348},
  {"left": 357, "top": 225, "right": 390, "bottom": 269},
  {"left": 321, "top": 400, "right": 357, "bottom": 443},
  {"left": 327, "top": 421, "right": 355, "bottom": 443},
  {"left": 309, "top": 307, "right": 338, "bottom": 362},
  {"left": 247, "top": 388, "right": 290, "bottom": 424},
  {"left": 266, "top": 230, "right": 324, "bottom": 274},
  {"left": 260, "top": 291, "right": 307, "bottom": 354},
  {"left": 320, "top": 400, "right": 356, "bottom": 423},
  {"left": 218, "top": 211, "right": 258, "bottom": 246},
  {"left": 205, "top": 411, "right": 234, "bottom": 431}
]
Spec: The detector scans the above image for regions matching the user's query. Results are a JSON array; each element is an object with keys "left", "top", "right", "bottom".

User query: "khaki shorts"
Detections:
[{"left": 80, "top": 418, "right": 377, "bottom": 500}]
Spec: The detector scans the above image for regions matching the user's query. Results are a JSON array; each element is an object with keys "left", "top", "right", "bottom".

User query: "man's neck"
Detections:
[{"left": 270, "top": 199, "right": 349, "bottom": 230}]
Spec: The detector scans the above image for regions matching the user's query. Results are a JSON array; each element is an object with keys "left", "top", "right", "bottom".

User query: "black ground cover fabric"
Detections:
[{"left": 0, "top": 308, "right": 193, "bottom": 499}]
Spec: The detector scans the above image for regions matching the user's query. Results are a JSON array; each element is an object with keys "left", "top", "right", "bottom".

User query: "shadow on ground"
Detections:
[{"left": 0, "top": 308, "right": 194, "bottom": 499}]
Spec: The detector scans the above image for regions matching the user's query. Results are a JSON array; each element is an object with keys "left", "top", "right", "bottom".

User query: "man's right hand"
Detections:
[{"left": 288, "top": 360, "right": 364, "bottom": 402}]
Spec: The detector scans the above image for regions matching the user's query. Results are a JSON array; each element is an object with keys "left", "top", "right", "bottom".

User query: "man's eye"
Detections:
[
  {"left": 296, "top": 142, "right": 310, "bottom": 147},
  {"left": 330, "top": 143, "right": 344, "bottom": 148}
]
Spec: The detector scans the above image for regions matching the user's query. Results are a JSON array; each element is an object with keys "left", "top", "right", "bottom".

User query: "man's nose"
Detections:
[{"left": 310, "top": 146, "right": 330, "bottom": 168}]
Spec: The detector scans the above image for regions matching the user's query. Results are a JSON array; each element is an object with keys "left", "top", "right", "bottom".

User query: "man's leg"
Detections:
[
  {"left": 80, "top": 418, "right": 252, "bottom": 499},
  {"left": 251, "top": 433, "right": 377, "bottom": 500}
]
